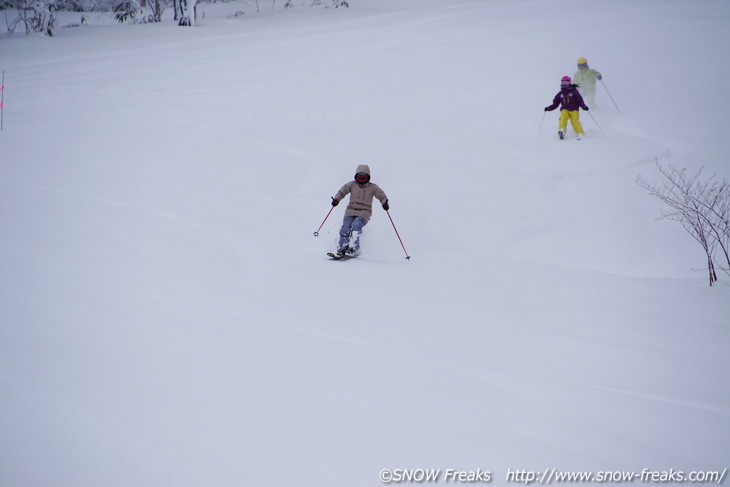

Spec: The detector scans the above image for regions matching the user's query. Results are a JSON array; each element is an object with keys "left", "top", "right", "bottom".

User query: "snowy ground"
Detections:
[{"left": 1, "top": 1, "right": 729, "bottom": 486}]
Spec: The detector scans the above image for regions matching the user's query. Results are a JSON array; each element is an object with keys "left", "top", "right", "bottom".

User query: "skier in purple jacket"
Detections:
[{"left": 544, "top": 76, "right": 589, "bottom": 140}]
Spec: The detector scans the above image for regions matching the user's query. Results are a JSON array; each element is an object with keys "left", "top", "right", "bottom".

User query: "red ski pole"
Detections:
[
  {"left": 1, "top": 70, "right": 5, "bottom": 131},
  {"left": 386, "top": 210, "right": 411, "bottom": 260},
  {"left": 313, "top": 205, "right": 335, "bottom": 237}
]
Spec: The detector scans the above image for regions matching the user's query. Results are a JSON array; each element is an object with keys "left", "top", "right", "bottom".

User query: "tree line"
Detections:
[{"left": 1, "top": 0, "right": 348, "bottom": 35}]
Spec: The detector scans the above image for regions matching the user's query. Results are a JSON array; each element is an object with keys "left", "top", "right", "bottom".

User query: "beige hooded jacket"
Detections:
[{"left": 334, "top": 164, "right": 388, "bottom": 222}]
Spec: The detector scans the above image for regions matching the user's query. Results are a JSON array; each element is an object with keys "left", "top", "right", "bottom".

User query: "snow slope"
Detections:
[{"left": 1, "top": 1, "right": 729, "bottom": 486}]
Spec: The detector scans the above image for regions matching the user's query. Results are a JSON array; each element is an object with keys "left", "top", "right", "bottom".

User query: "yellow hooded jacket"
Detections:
[{"left": 573, "top": 66, "right": 602, "bottom": 92}]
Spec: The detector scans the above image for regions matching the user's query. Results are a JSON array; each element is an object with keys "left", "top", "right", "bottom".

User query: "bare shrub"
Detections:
[{"left": 638, "top": 159, "right": 730, "bottom": 286}]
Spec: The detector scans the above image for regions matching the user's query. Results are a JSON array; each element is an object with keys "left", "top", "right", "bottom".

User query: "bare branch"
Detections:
[{"left": 637, "top": 159, "right": 728, "bottom": 285}]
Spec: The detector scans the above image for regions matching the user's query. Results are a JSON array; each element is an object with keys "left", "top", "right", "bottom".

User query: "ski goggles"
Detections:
[{"left": 354, "top": 172, "right": 370, "bottom": 183}]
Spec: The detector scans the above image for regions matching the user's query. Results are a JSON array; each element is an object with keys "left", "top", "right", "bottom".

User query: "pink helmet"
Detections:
[{"left": 561, "top": 76, "right": 571, "bottom": 84}]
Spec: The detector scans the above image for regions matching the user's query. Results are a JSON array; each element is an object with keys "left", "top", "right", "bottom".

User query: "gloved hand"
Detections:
[
  {"left": 382, "top": 200, "right": 389, "bottom": 211},
  {"left": 331, "top": 197, "right": 339, "bottom": 207},
  {"left": 544, "top": 107, "right": 550, "bottom": 111},
  {"left": 597, "top": 74, "right": 602, "bottom": 80},
  {"left": 584, "top": 106, "right": 589, "bottom": 111}
]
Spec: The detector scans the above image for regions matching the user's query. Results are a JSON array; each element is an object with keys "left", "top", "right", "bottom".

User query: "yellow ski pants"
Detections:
[{"left": 558, "top": 109, "right": 585, "bottom": 134}]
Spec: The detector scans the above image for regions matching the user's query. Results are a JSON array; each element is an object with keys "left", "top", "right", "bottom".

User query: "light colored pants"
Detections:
[
  {"left": 339, "top": 215, "right": 367, "bottom": 250},
  {"left": 581, "top": 88, "right": 596, "bottom": 108},
  {"left": 559, "top": 109, "right": 585, "bottom": 135}
]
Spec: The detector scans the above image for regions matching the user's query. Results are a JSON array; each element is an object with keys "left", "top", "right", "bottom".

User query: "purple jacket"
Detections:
[{"left": 546, "top": 85, "right": 588, "bottom": 111}]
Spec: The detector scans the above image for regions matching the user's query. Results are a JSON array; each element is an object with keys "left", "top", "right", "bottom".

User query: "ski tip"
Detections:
[{"left": 327, "top": 252, "right": 352, "bottom": 260}]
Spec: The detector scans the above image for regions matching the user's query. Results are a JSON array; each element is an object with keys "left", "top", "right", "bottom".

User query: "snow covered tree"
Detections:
[
  {"left": 113, "top": 0, "right": 141, "bottom": 23},
  {"left": 149, "top": 0, "right": 161, "bottom": 22},
  {"left": 282, "top": 0, "right": 348, "bottom": 8},
  {"left": 638, "top": 161, "right": 730, "bottom": 285},
  {"left": 178, "top": 0, "right": 195, "bottom": 25},
  {"left": 113, "top": 0, "right": 163, "bottom": 23},
  {"left": 2, "top": 0, "right": 60, "bottom": 35}
]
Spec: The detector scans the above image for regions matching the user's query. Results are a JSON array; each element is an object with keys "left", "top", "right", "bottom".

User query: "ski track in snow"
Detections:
[{"left": 575, "top": 382, "right": 730, "bottom": 419}]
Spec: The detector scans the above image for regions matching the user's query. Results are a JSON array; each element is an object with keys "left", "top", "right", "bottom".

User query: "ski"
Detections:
[{"left": 327, "top": 252, "right": 356, "bottom": 260}]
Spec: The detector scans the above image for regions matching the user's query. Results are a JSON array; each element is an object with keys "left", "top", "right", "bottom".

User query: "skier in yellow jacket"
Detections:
[{"left": 573, "top": 57, "right": 602, "bottom": 108}]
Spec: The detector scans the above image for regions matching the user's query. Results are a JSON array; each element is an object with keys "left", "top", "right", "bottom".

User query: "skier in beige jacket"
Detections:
[{"left": 331, "top": 164, "right": 389, "bottom": 256}]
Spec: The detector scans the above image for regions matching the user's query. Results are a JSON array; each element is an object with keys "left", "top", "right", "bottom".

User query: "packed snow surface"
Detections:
[{"left": 1, "top": 0, "right": 729, "bottom": 486}]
